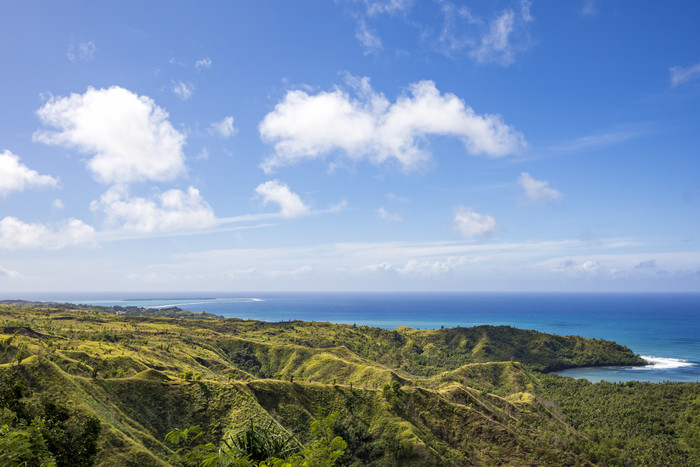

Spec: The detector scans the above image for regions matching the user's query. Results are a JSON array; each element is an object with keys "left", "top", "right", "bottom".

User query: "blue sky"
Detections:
[{"left": 1, "top": 0, "right": 700, "bottom": 293}]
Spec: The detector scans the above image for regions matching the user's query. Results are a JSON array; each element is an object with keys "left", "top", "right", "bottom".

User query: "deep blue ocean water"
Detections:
[{"left": 18, "top": 292, "right": 700, "bottom": 383}]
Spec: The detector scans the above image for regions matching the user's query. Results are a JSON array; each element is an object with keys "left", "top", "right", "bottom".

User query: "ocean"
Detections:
[{"left": 22, "top": 292, "right": 700, "bottom": 383}]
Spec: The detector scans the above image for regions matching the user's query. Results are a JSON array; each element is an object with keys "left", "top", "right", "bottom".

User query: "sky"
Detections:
[{"left": 1, "top": 0, "right": 700, "bottom": 293}]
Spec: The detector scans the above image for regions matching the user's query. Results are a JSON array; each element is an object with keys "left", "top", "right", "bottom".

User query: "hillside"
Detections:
[{"left": 0, "top": 303, "right": 697, "bottom": 466}]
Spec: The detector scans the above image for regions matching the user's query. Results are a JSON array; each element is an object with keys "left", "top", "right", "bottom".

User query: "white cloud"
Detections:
[
  {"left": 172, "top": 81, "right": 194, "bottom": 100},
  {"left": 52, "top": 198, "right": 64, "bottom": 210},
  {"left": 376, "top": 207, "right": 402, "bottom": 222},
  {"left": 195, "top": 57, "right": 212, "bottom": 71},
  {"left": 518, "top": 172, "right": 561, "bottom": 203},
  {"left": 453, "top": 206, "right": 497, "bottom": 239},
  {"left": 471, "top": 1, "right": 533, "bottom": 66},
  {"left": 91, "top": 186, "right": 217, "bottom": 234},
  {"left": 259, "top": 77, "right": 525, "bottom": 172},
  {"left": 34, "top": 86, "right": 187, "bottom": 185},
  {"left": 0, "top": 216, "right": 95, "bottom": 250},
  {"left": 356, "top": 20, "right": 383, "bottom": 54},
  {"left": 67, "top": 41, "right": 96, "bottom": 62},
  {"left": 0, "top": 150, "right": 59, "bottom": 196},
  {"left": 254, "top": 180, "right": 310, "bottom": 218},
  {"left": 211, "top": 116, "right": 237, "bottom": 138},
  {"left": 670, "top": 62, "right": 700, "bottom": 87}
]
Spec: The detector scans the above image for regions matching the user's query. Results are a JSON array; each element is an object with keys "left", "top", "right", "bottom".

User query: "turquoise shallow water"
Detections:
[{"left": 21, "top": 292, "right": 700, "bottom": 383}]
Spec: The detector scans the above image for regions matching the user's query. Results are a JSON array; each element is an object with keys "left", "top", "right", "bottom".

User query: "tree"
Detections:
[{"left": 165, "top": 413, "right": 346, "bottom": 467}]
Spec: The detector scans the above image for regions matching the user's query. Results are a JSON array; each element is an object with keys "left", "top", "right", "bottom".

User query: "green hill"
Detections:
[{"left": 0, "top": 303, "right": 697, "bottom": 466}]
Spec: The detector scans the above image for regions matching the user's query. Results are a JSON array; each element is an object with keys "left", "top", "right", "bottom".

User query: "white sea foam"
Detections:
[{"left": 633, "top": 356, "right": 695, "bottom": 370}]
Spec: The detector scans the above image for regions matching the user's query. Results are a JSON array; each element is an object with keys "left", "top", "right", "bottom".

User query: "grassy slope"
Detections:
[{"left": 0, "top": 303, "right": 692, "bottom": 466}]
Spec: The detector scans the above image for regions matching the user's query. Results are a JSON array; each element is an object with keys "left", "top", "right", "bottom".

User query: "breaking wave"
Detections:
[{"left": 634, "top": 356, "right": 695, "bottom": 370}]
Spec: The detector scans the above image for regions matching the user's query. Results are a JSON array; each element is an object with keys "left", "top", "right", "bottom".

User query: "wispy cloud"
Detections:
[
  {"left": 195, "top": 56, "right": 212, "bottom": 71},
  {"left": 0, "top": 265, "right": 20, "bottom": 278},
  {"left": 386, "top": 192, "right": 409, "bottom": 202},
  {"left": 135, "top": 236, "right": 689, "bottom": 291},
  {"left": 518, "top": 172, "right": 561, "bottom": 203},
  {"left": 346, "top": 0, "right": 534, "bottom": 66},
  {"left": 172, "top": 81, "right": 194, "bottom": 100},
  {"left": 547, "top": 126, "right": 648, "bottom": 155},
  {"left": 364, "top": 0, "right": 413, "bottom": 17},
  {"left": 210, "top": 116, "right": 237, "bottom": 138},
  {"left": 470, "top": 1, "right": 534, "bottom": 66},
  {"left": 670, "top": 62, "right": 700, "bottom": 87},
  {"left": 580, "top": 0, "right": 598, "bottom": 16},
  {"left": 66, "top": 41, "right": 96, "bottom": 62},
  {"left": 355, "top": 19, "right": 383, "bottom": 55},
  {"left": 376, "top": 207, "right": 402, "bottom": 222}
]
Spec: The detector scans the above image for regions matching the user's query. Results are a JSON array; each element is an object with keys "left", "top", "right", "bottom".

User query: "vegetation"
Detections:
[
  {"left": 165, "top": 412, "right": 345, "bottom": 466},
  {"left": 0, "top": 372, "right": 100, "bottom": 466},
  {"left": 538, "top": 375, "right": 700, "bottom": 466},
  {"left": 0, "top": 302, "right": 696, "bottom": 466}
]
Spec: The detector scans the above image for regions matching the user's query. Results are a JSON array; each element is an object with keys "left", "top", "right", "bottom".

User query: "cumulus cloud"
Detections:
[
  {"left": 0, "top": 150, "right": 59, "bottom": 196},
  {"left": 356, "top": 20, "right": 383, "bottom": 54},
  {"left": 34, "top": 86, "right": 187, "bottom": 185},
  {"left": 0, "top": 216, "right": 95, "bottom": 250},
  {"left": 52, "top": 199, "right": 64, "bottom": 210},
  {"left": 518, "top": 172, "right": 561, "bottom": 203},
  {"left": 376, "top": 207, "right": 402, "bottom": 222},
  {"left": 453, "top": 206, "right": 497, "bottom": 239},
  {"left": 471, "top": 1, "right": 533, "bottom": 66},
  {"left": 670, "top": 62, "right": 700, "bottom": 87},
  {"left": 254, "top": 180, "right": 310, "bottom": 218},
  {"left": 67, "top": 41, "right": 96, "bottom": 62},
  {"left": 259, "top": 77, "right": 525, "bottom": 172},
  {"left": 91, "top": 186, "right": 217, "bottom": 234},
  {"left": 195, "top": 57, "right": 212, "bottom": 71},
  {"left": 211, "top": 116, "right": 237, "bottom": 138},
  {"left": 172, "top": 81, "right": 194, "bottom": 100}
]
